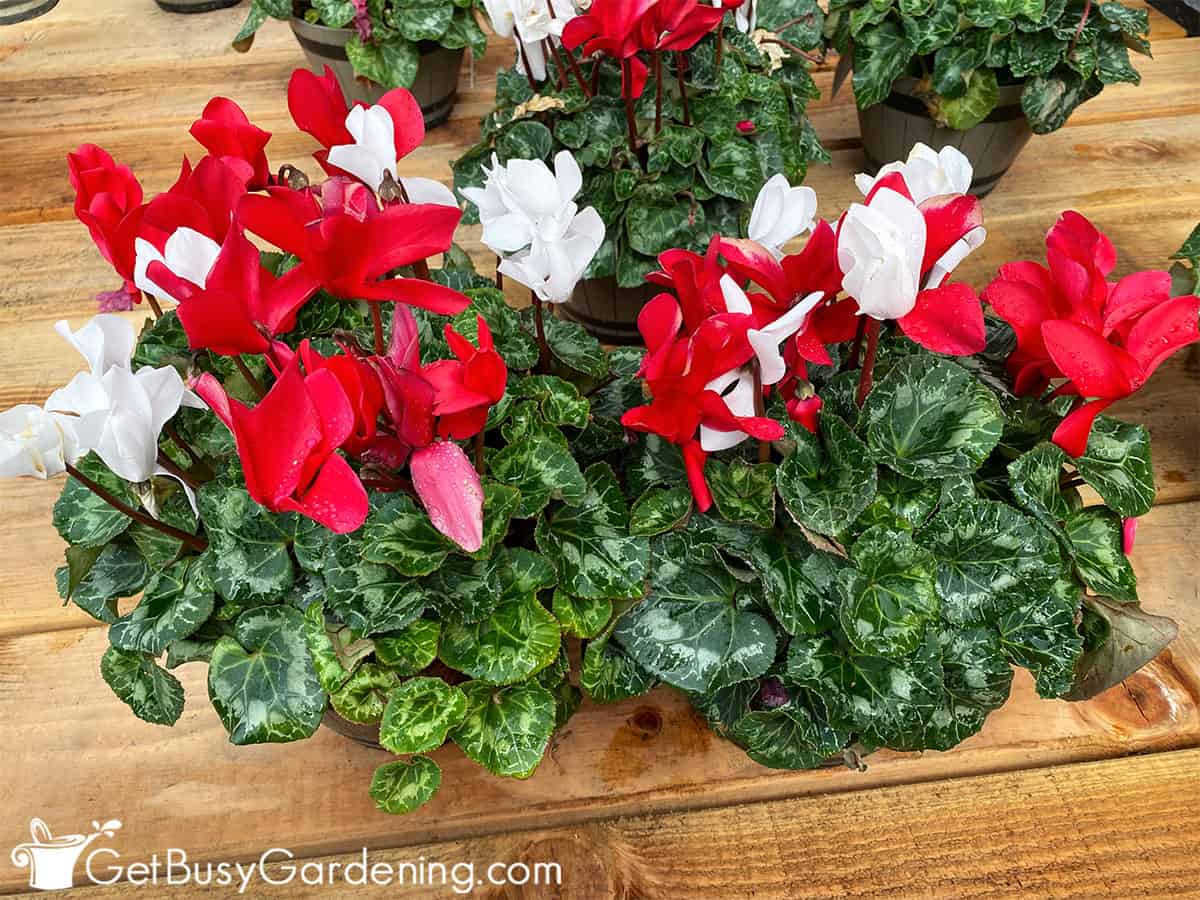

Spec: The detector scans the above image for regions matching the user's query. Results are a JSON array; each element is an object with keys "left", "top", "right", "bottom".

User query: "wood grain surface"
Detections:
[{"left": 0, "top": 1, "right": 1197, "bottom": 896}]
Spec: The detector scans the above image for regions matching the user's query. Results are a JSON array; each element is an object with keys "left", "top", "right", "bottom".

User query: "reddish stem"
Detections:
[
  {"left": 545, "top": 38, "right": 568, "bottom": 90},
  {"left": 65, "top": 462, "right": 207, "bottom": 551},
  {"left": 513, "top": 27, "right": 539, "bottom": 90},
  {"left": 847, "top": 316, "right": 868, "bottom": 369},
  {"left": 676, "top": 52, "right": 691, "bottom": 126},
  {"left": 371, "top": 303, "right": 385, "bottom": 356},
  {"left": 495, "top": 255, "right": 504, "bottom": 290},
  {"left": 1069, "top": 0, "right": 1093, "bottom": 54},
  {"left": 533, "top": 292, "right": 550, "bottom": 371},
  {"left": 855, "top": 319, "right": 881, "bottom": 408},
  {"left": 233, "top": 356, "right": 266, "bottom": 399},
  {"left": 654, "top": 51, "right": 663, "bottom": 135},
  {"left": 156, "top": 451, "right": 202, "bottom": 490},
  {"left": 145, "top": 294, "right": 164, "bottom": 319},
  {"left": 621, "top": 59, "right": 641, "bottom": 167}
]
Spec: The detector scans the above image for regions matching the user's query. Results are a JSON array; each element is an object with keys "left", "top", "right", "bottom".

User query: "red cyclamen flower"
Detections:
[
  {"left": 984, "top": 211, "right": 1200, "bottom": 456},
  {"left": 189, "top": 97, "right": 272, "bottom": 190},
  {"left": 562, "top": 0, "right": 659, "bottom": 97},
  {"left": 193, "top": 359, "right": 368, "bottom": 534},
  {"left": 67, "top": 144, "right": 145, "bottom": 310},
  {"left": 421, "top": 317, "right": 509, "bottom": 440}
]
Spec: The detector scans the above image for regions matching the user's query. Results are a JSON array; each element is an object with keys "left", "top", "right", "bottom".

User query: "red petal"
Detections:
[
  {"left": 376, "top": 363, "right": 436, "bottom": 448},
  {"left": 864, "top": 171, "right": 912, "bottom": 204},
  {"left": 305, "top": 368, "right": 356, "bottom": 455},
  {"left": 781, "top": 220, "right": 842, "bottom": 301},
  {"left": 718, "top": 238, "right": 791, "bottom": 304},
  {"left": 638, "top": 292, "right": 684, "bottom": 352},
  {"left": 235, "top": 360, "right": 324, "bottom": 507},
  {"left": 237, "top": 189, "right": 316, "bottom": 257},
  {"left": 279, "top": 452, "right": 368, "bottom": 534},
  {"left": 1041, "top": 320, "right": 1141, "bottom": 398},
  {"left": 288, "top": 65, "right": 351, "bottom": 148},
  {"left": 1122, "top": 293, "right": 1200, "bottom": 378},
  {"left": 191, "top": 372, "right": 237, "bottom": 431},
  {"left": 378, "top": 88, "right": 425, "bottom": 161},
  {"left": 786, "top": 395, "right": 823, "bottom": 434},
  {"left": 410, "top": 441, "right": 485, "bottom": 552},
  {"left": 982, "top": 276, "right": 1056, "bottom": 355},
  {"left": 1102, "top": 270, "right": 1172, "bottom": 335},
  {"left": 387, "top": 305, "right": 421, "bottom": 370},
  {"left": 365, "top": 203, "right": 461, "bottom": 275},
  {"left": 1052, "top": 398, "right": 1116, "bottom": 458},
  {"left": 681, "top": 440, "right": 712, "bottom": 512},
  {"left": 898, "top": 283, "right": 986, "bottom": 356},
  {"left": 919, "top": 194, "right": 982, "bottom": 277},
  {"left": 357, "top": 277, "right": 470, "bottom": 314}
]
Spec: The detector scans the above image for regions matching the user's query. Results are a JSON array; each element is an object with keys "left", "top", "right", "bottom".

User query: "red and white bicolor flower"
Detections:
[
  {"left": 132, "top": 156, "right": 248, "bottom": 306},
  {"left": 854, "top": 143, "right": 973, "bottom": 206},
  {"left": 748, "top": 174, "right": 817, "bottom": 260},
  {"left": 288, "top": 66, "right": 456, "bottom": 206},
  {"left": 836, "top": 165, "right": 988, "bottom": 356}
]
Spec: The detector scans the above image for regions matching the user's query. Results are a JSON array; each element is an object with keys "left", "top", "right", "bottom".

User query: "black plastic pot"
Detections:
[
  {"left": 561, "top": 277, "right": 661, "bottom": 345},
  {"left": 154, "top": 0, "right": 241, "bottom": 12},
  {"left": 857, "top": 78, "right": 1033, "bottom": 198},
  {"left": 289, "top": 18, "right": 464, "bottom": 128},
  {"left": 0, "top": 0, "right": 58, "bottom": 24},
  {"left": 322, "top": 706, "right": 385, "bottom": 750}
]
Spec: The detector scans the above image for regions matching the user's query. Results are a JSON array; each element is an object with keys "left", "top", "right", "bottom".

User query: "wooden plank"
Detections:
[
  {"left": 11, "top": 747, "right": 1200, "bottom": 898},
  {"left": 0, "top": 501, "right": 1194, "bottom": 892}
]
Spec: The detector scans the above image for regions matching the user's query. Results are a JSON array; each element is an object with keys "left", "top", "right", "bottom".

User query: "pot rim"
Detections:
[
  {"left": 890, "top": 75, "right": 1026, "bottom": 105},
  {"left": 288, "top": 15, "right": 465, "bottom": 58}
]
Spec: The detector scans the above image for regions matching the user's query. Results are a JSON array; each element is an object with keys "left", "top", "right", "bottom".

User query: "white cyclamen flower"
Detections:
[
  {"left": 854, "top": 143, "right": 973, "bottom": 205},
  {"left": 484, "top": 0, "right": 575, "bottom": 80},
  {"left": 45, "top": 364, "right": 197, "bottom": 485},
  {"left": 748, "top": 174, "right": 817, "bottom": 259},
  {"left": 463, "top": 150, "right": 586, "bottom": 254},
  {"left": 837, "top": 187, "right": 927, "bottom": 320},
  {"left": 498, "top": 207, "right": 606, "bottom": 303},
  {"left": 134, "top": 227, "right": 221, "bottom": 305},
  {"left": 711, "top": 0, "right": 754, "bottom": 32},
  {"left": 0, "top": 405, "right": 80, "bottom": 479},
  {"left": 327, "top": 105, "right": 458, "bottom": 206},
  {"left": 54, "top": 315, "right": 136, "bottom": 377}
]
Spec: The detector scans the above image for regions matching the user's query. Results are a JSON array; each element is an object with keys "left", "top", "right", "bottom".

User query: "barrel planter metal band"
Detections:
[
  {"left": 857, "top": 78, "right": 1032, "bottom": 198},
  {"left": 289, "top": 18, "right": 463, "bottom": 128},
  {"left": 154, "top": 0, "right": 241, "bottom": 12},
  {"left": 0, "top": 0, "right": 58, "bottom": 25},
  {"left": 561, "top": 278, "right": 661, "bottom": 345}
]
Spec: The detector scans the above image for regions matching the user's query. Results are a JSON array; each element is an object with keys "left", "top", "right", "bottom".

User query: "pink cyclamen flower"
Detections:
[
  {"left": 409, "top": 440, "right": 485, "bottom": 552},
  {"left": 1123, "top": 517, "right": 1138, "bottom": 556}
]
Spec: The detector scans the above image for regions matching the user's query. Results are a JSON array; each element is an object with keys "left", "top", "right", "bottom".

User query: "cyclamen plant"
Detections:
[
  {"left": 4, "top": 71, "right": 663, "bottom": 815},
  {"left": 827, "top": 0, "right": 1152, "bottom": 132},
  {"left": 594, "top": 144, "right": 1196, "bottom": 769},
  {"left": 454, "top": 0, "right": 830, "bottom": 290}
]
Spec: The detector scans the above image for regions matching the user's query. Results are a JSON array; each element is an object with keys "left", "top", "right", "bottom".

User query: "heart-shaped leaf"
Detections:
[
  {"left": 1071, "top": 416, "right": 1155, "bottom": 517},
  {"left": 998, "top": 581, "right": 1084, "bottom": 699},
  {"left": 374, "top": 619, "right": 441, "bottom": 674},
  {"left": 777, "top": 413, "right": 877, "bottom": 536},
  {"left": 53, "top": 453, "right": 135, "bottom": 547},
  {"left": 323, "top": 532, "right": 428, "bottom": 635},
  {"left": 329, "top": 662, "right": 400, "bottom": 724},
  {"left": 208, "top": 606, "right": 326, "bottom": 745},
  {"left": 379, "top": 676, "right": 469, "bottom": 755},
  {"left": 361, "top": 493, "right": 452, "bottom": 577},
  {"left": 839, "top": 526, "right": 938, "bottom": 658},
  {"left": 708, "top": 458, "right": 777, "bottom": 528},
  {"left": 746, "top": 532, "right": 844, "bottom": 636},
  {"left": 552, "top": 590, "right": 612, "bottom": 638},
  {"left": 490, "top": 407, "right": 588, "bottom": 518},
  {"left": 450, "top": 680, "right": 557, "bottom": 778},
  {"left": 56, "top": 543, "right": 149, "bottom": 625},
  {"left": 630, "top": 485, "right": 693, "bottom": 536},
  {"left": 100, "top": 646, "right": 184, "bottom": 726},
  {"left": 439, "top": 596, "right": 561, "bottom": 685},
  {"left": 1065, "top": 596, "right": 1178, "bottom": 701},
  {"left": 369, "top": 756, "right": 442, "bottom": 815},
  {"left": 730, "top": 700, "right": 848, "bottom": 769},
  {"left": 1064, "top": 508, "right": 1138, "bottom": 602},
  {"left": 108, "top": 558, "right": 215, "bottom": 655}
]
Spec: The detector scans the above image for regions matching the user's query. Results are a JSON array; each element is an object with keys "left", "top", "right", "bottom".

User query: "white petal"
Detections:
[
  {"left": 135, "top": 366, "right": 186, "bottom": 432},
  {"left": 719, "top": 274, "right": 753, "bottom": 315},
  {"left": 54, "top": 315, "right": 136, "bottom": 376},
  {"left": 923, "top": 225, "right": 987, "bottom": 290},
  {"left": 154, "top": 464, "right": 199, "bottom": 517},
  {"left": 162, "top": 227, "right": 221, "bottom": 289},
  {"left": 553, "top": 150, "right": 583, "bottom": 203},
  {"left": 133, "top": 238, "right": 170, "bottom": 302},
  {"left": 483, "top": 211, "right": 537, "bottom": 254},
  {"left": 400, "top": 176, "right": 459, "bottom": 207},
  {"left": 328, "top": 143, "right": 388, "bottom": 192}
]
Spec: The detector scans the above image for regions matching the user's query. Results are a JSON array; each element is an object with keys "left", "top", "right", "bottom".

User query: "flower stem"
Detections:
[
  {"left": 590, "top": 58, "right": 601, "bottom": 95},
  {"left": 233, "top": 356, "right": 266, "bottom": 399},
  {"left": 654, "top": 51, "right": 663, "bottom": 135},
  {"left": 855, "top": 319, "right": 881, "bottom": 408},
  {"left": 1069, "top": 0, "right": 1093, "bottom": 54},
  {"left": 513, "top": 27, "right": 539, "bottom": 91},
  {"left": 371, "top": 303, "right": 385, "bottom": 356},
  {"left": 163, "top": 424, "right": 204, "bottom": 469},
  {"left": 495, "top": 255, "right": 504, "bottom": 290},
  {"left": 621, "top": 59, "right": 642, "bottom": 167},
  {"left": 564, "top": 46, "right": 592, "bottom": 97},
  {"left": 544, "top": 38, "right": 568, "bottom": 90},
  {"left": 752, "top": 361, "right": 770, "bottom": 463},
  {"left": 676, "top": 52, "right": 691, "bottom": 126},
  {"left": 473, "top": 430, "right": 486, "bottom": 475},
  {"left": 65, "top": 462, "right": 207, "bottom": 551},
  {"left": 156, "top": 451, "right": 202, "bottom": 490},
  {"left": 532, "top": 291, "right": 550, "bottom": 372},
  {"left": 145, "top": 294, "right": 164, "bottom": 319},
  {"left": 847, "top": 316, "right": 867, "bottom": 369}
]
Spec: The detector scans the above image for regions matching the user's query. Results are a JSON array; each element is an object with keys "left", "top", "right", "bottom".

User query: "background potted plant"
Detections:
[
  {"left": 453, "top": 0, "right": 829, "bottom": 343},
  {"left": 0, "top": 0, "right": 60, "bottom": 24},
  {"left": 232, "top": 0, "right": 488, "bottom": 127},
  {"left": 578, "top": 146, "right": 1197, "bottom": 770},
  {"left": 826, "top": 0, "right": 1152, "bottom": 196},
  {"left": 7, "top": 71, "right": 661, "bottom": 816},
  {"left": 156, "top": 0, "right": 241, "bottom": 15}
]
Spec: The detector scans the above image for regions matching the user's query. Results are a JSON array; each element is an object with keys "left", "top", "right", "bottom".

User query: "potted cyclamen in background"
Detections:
[
  {"left": 591, "top": 143, "right": 1197, "bottom": 770},
  {"left": 5, "top": 70, "right": 661, "bottom": 816},
  {"left": 232, "top": 0, "right": 488, "bottom": 126},
  {"left": 454, "top": 0, "right": 829, "bottom": 342},
  {"left": 0, "top": 0, "right": 60, "bottom": 24},
  {"left": 826, "top": 0, "right": 1152, "bottom": 196},
  {"left": 155, "top": 0, "right": 240, "bottom": 14}
]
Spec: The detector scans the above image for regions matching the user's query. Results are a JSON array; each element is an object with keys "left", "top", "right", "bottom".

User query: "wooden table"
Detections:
[{"left": 1, "top": 2, "right": 1198, "bottom": 896}]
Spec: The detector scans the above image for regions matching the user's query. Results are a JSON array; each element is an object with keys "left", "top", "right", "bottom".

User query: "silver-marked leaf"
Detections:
[
  {"left": 207, "top": 606, "right": 326, "bottom": 745},
  {"left": 581, "top": 618, "right": 658, "bottom": 703},
  {"left": 490, "top": 409, "right": 587, "bottom": 518},
  {"left": 1008, "top": 442, "right": 1073, "bottom": 548},
  {"left": 108, "top": 558, "right": 215, "bottom": 655},
  {"left": 630, "top": 485, "right": 693, "bottom": 536},
  {"left": 628, "top": 434, "right": 688, "bottom": 495},
  {"left": 535, "top": 462, "right": 650, "bottom": 600},
  {"left": 920, "top": 625, "right": 1013, "bottom": 750},
  {"left": 998, "top": 581, "right": 1083, "bottom": 698},
  {"left": 323, "top": 532, "right": 428, "bottom": 635},
  {"left": 552, "top": 589, "right": 612, "bottom": 638},
  {"left": 839, "top": 526, "right": 938, "bottom": 658},
  {"left": 510, "top": 374, "right": 590, "bottom": 429},
  {"left": 329, "top": 662, "right": 400, "bottom": 724},
  {"left": 1064, "top": 507, "right": 1138, "bottom": 602},
  {"left": 730, "top": 700, "right": 848, "bottom": 769},
  {"left": 1071, "top": 416, "right": 1155, "bottom": 517},
  {"left": 919, "top": 498, "right": 1062, "bottom": 625},
  {"left": 56, "top": 543, "right": 149, "bottom": 625},
  {"left": 379, "top": 676, "right": 468, "bottom": 755},
  {"left": 708, "top": 458, "right": 776, "bottom": 528},
  {"left": 538, "top": 311, "right": 610, "bottom": 379},
  {"left": 302, "top": 602, "right": 374, "bottom": 693},
  {"left": 370, "top": 757, "right": 441, "bottom": 815},
  {"left": 53, "top": 453, "right": 134, "bottom": 547},
  {"left": 423, "top": 553, "right": 501, "bottom": 623},
  {"left": 777, "top": 413, "right": 878, "bottom": 535},
  {"left": 746, "top": 532, "right": 844, "bottom": 636},
  {"left": 863, "top": 357, "right": 1003, "bottom": 480},
  {"left": 451, "top": 680, "right": 557, "bottom": 778},
  {"left": 361, "top": 492, "right": 452, "bottom": 577},
  {"left": 439, "top": 596, "right": 561, "bottom": 685},
  {"left": 100, "top": 646, "right": 184, "bottom": 726},
  {"left": 374, "top": 619, "right": 441, "bottom": 674}
]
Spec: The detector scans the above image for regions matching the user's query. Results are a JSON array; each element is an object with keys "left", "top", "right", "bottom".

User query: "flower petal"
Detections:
[
  {"left": 898, "top": 283, "right": 987, "bottom": 356},
  {"left": 410, "top": 441, "right": 485, "bottom": 552}
]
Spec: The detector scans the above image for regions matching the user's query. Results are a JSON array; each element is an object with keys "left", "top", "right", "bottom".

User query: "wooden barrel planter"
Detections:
[
  {"left": 561, "top": 278, "right": 661, "bottom": 345},
  {"left": 289, "top": 18, "right": 463, "bottom": 128},
  {"left": 154, "top": 0, "right": 241, "bottom": 12},
  {"left": 857, "top": 78, "right": 1032, "bottom": 198},
  {"left": 0, "top": 0, "right": 58, "bottom": 24}
]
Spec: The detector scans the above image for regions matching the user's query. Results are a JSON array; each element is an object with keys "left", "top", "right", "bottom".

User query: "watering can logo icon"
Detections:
[{"left": 11, "top": 818, "right": 122, "bottom": 891}]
